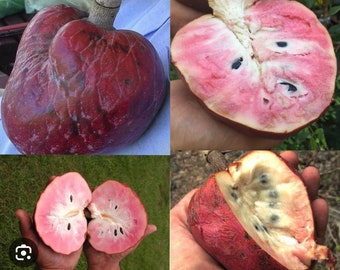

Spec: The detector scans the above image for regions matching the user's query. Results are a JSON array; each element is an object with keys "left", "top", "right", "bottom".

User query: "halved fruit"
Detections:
[
  {"left": 87, "top": 180, "right": 148, "bottom": 254},
  {"left": 34, "top": 172, "right": 92, "bottom": 254}
]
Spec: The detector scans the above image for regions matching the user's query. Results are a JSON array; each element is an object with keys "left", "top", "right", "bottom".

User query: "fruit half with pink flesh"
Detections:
[
  {"left": 87, "top": 180, "right": 148, "bottom": 254},
  {"left": 34, "top": 172, "right": 92, "bottom": 254},
  {"left": 171, "top": 0, "right": 336, "bottom": 137},
  {"left": 188, "top": 151, "right": 335, "bottom": 270}
]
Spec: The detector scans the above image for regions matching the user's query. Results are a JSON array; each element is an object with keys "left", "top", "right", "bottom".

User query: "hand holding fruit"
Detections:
[
  {"left": 15, "top": 173, "right": 156, "bottom": 269},
  {"left": 170, "top": 0, "right": 282, "bottom": 150},
  {"left": 170, "top": 151, "right": 329, "bottom": 269},
  {"left": 15, "top": 209, "right": 82, "bottom": 270}
]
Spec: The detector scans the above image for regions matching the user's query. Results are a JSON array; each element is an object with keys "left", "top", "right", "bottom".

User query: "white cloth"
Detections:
[{"left": 0, "top": 0, "right": 170, "bottom": 154}]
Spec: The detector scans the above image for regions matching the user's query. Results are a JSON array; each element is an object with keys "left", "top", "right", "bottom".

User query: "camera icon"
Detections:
[
  {"left": 15, "top": 244, "right": 32, "bottom": 261},
  {"left": 9, "top": 238, "right": 38, "bottom": 267}
]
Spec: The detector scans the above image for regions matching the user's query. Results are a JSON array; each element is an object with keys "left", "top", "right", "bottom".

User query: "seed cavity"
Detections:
[
  {"left": 276, "top": 41, "right": 288, "bottom": 47},
  {"left": 280, "top": 82, "right": 297, "bottom": 92},
  {"left": 120, "top": 227, "right": 124, "bottom": 235},
  {"left": 231, "top": 57, "right": 243, "bottom": 70},
  {"left": 268, "top": 202, "right": 277, "bottom": 208},
  {"left": 258, "top": 174, "right": 269, "bottom": 185},
  {"left": 67, "top": 223, "right": 71, "bottom": 230},
  {"left": 268, "top": 189, "right": 279, "bottom": 199},
  {"left": 230, "top": 191, "right": 238, "bottom": 201},
  {"left": 254, "top": 223, "right": 269, "bottom": 234},
  {"left": 270, "top": 214, "right": 279, "bottom": 223}
]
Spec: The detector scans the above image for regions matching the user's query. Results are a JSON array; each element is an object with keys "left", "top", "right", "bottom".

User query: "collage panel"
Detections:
[
  {"left": 170, "top": 151, "right": 339, "bottom": 270},
  {"left": 170, "top": 0, "right": 339, "bottom": 151},
  {"left": 0, "top": 155, "right": 169, "bottom": 269},
  {"left": 0, "top": 0, "right": 170, "bottom": 155}
]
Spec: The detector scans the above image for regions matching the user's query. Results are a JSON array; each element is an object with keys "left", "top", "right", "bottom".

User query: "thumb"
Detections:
[
  {"left": 144, "top": 224, "right": 157, "bottom": 237},
  {"left": 15, "top": 209, "right": 38, "bottom": 242}
]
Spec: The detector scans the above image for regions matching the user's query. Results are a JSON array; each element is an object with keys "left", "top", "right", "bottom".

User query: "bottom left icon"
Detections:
[{"left": 9, "top": 238, "right": 38, "bottom": 267}]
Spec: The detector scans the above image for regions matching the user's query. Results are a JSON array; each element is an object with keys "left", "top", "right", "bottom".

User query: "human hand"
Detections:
[
  {"left": 15, "top": 209, "right": 82, "bottom": 270},
  {"left": 83, "top": 224, "right": 157, "bottom": 270},
  {"left": 170, "top": 1, "right": 282, "bottom": 150},
  {"left": 170, "top": 80, "right": 283, "bottom": 150},
  {"left": 170, "top": 151, "right": 329, "bottom": 269}
]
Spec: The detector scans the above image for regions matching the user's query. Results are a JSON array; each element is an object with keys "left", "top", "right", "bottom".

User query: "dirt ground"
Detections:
[{"left": 170, "top": 150, "right": 340, "bottom": 270}]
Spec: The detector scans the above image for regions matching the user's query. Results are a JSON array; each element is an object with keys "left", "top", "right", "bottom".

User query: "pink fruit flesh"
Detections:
[
  {"left": 171, "top": 0, "right": 336, "bottom": 137},
  {"left": 34, "top": 172, "right": 92, "bottom": 254},
  {"left": 87, "top": 180, "right": 148, "bottom": 254},
  {"left": 188, "top": 151, "right": 335, "bottom": 270}
]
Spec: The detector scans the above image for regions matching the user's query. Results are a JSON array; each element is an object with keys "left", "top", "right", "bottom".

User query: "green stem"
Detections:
[{"left": 88, "top": 0, "right": 122, "bottom": 30}]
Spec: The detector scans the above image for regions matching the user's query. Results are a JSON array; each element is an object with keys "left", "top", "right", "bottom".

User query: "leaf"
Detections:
[
  {"left": 328, "top": 24, "right": 340, "bottom": 43},
  {"left": 329, "top": 5, "right": 340, "bottom": 16},
  {"left": 298, "top": 0, "right": 317, "bottom": 8}
]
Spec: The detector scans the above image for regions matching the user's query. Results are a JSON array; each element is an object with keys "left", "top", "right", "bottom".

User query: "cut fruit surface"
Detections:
[
  {"left": 171, "top": 0, "right": 336, "bottom": 137},
  {"left": 34, "top": 172, "right": 92, "bottom": 254},
  {"left": 215, "top": 151, "right": 334, "bottom": 269},
  {"left": 87, "top": 180, "right": 148, "bottom": 254}
]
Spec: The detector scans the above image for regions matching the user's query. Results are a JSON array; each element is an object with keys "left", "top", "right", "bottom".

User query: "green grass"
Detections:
[{"left": 0, "top": 155, "right": 169, "bottom": 269}]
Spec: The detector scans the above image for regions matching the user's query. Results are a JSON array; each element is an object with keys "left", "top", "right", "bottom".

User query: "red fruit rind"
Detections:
[
  {"left": 188, "top": 175, "right": 286, "bottom": 270},
  {"left": 2, "top": 5, "right": 166, "bottom": 154},
  {"left": 34, "top": 172, "right": 92, "bottom": 254},
  {"left": 87, "top": 180, "right": 148, "bottom": 254},
  {"left": 214, "top": 151, "right": 335, "bottom": 270}
]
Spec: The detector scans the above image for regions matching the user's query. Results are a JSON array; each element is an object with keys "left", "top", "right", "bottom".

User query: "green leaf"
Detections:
[
  {"left": 329, "top": 5, "right": 340, "bottom": 16},
  {"left": 328, "top": 24, "right": 340, "bottom": 43},
  {"left": 298, "top": 0, "right": 317, "bottom": 8}
]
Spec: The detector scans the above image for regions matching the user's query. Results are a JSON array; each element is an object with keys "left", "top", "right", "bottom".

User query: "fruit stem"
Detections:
[{"left": 88, "top": 0, "right": 122, "bottom": 30}]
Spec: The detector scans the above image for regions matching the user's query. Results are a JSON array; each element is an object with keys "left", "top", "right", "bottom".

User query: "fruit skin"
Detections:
[
  {"left": 34, "top": 172, "right": 92, "bottom": 255},
  {"left": 87, "top": 180, "right": 148, "bottom": 254},
  {"left": 1, "top": 5, "right": 166, "bottom": 154},
  {"left": 171, "top": 0, "right": 336, "bottom": 138},
  {"left": 188, "top": 174, "right": 286, "bottom": 270},
  {"left": 188, "top": 151, "right": 335, "bottom": 270}
]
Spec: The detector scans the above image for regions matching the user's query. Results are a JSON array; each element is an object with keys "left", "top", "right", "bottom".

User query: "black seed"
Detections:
[
  {"left": 261, "top": 225, "right": 269, "bottom": 234},
  {"left": 231, "top": 57, "right": 243, "bottom": 70},
  {"left": 114, "top": 229, "right": 117, "bottom": 236},
  {"left": 263, "top": 98, "right": 269, "bottom": 104},
  {"left": 270, "top": 214, "right": 279, "bottom": 223},
  {"left": 70, "top": 195, "right": 73, "bottom": 203},
  {"left": 276, "top": 41, "right": 288, "bottom": 47},
  {"left": 254, "top": 224, "right": 260, "bottom": 231},
  {"left": 268, "top": 189, "right": 279, "bottom": 199},
  {"left": 280, "top": 82, "right": 297, "bottom": 92},
  {"left": 120, "top": 227, "right": 124, "bottom": 235},
  {"left": 67, "top": 223, "right": 71, "bottom": 230},
  {"left": 268, "top": 202, "right": 277, "bottom": 208},
  {"left": 259, "top": 174, "right": 269, "bottom": 185},
  {"left": 230, "top": 191, "right": 238, "bottom": 201},
  {"left": 125, "top": 79, "right": 130, "bottom": 85},
  {"left": 115, "top": 205, "right": 118, "bottom": 210}
]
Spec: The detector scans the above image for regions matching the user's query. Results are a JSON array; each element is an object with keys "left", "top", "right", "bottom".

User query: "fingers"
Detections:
[
  {"left": 311, "top": 198, "right": 328, "bottom": 244},
  {"left": 145, "top": 224, "right": 157, "bottom": 237},
  {"left": 301, "top": 166, "right": 320, "bottom": 201},
  {"left": 280, "top": 151, "right": 299, "bottom": 168},
  {"left": 15, "top": 209, "right": 38, "bottom": 242}
]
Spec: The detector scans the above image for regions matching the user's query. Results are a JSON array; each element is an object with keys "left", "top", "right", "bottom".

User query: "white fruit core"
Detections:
[{"left": 215, "top": 151, "right": 329, "bottom": 270}]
